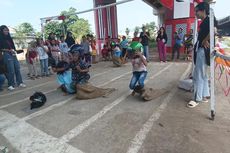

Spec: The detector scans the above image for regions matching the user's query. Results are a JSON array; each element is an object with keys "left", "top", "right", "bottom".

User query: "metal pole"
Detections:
[
  {"left": 40, "top": 0, "right": 135, "bottom": 20},
  {"left": 40, "top": 0, "right": 134, "bottom": 43},
  {"left": 209, "top": 4, "right": 215, "bottom": 120},
  {"left": 192, "top": 17, "right": 198, "bottom": 77}
]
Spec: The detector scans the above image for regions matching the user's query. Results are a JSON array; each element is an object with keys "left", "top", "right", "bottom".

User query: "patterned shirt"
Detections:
[{"left": 131, "top": 55, "right": 147, "bottom": 72}]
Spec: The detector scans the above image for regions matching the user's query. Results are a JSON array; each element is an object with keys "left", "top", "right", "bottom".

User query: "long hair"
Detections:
[
  {"left": 0, "top": 25, "right": 15, "bottom": 50},
  {"left": 160, "top": 27, "right": 166, "bottom": 35},
  {"left": 195, "top": 2, "right": 209, "bottom": 15}
]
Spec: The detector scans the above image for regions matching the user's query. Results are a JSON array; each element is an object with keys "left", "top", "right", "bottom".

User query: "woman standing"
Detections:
[
  {"left": 0, "top": 25, "right": 26, "bottom": 90},
  {"left": 65, "top": 32, "right": 75, "bottom": 48},
  {"left": 156, "top": 27, "right": 168, "bottom": 62}
]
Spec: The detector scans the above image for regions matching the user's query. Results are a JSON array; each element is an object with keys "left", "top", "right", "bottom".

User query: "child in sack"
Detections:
[
  {"left": 52, "top": 53, "right": 75, "bottom": 95},
  {"left": 70, "top": 51, "right": 90, "bottom": 89},
  {"left": 128, "top": 42, "right": 148, "bottom": 95}
]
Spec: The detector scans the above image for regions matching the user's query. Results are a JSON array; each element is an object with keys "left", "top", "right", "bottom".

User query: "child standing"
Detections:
[
  {"left": 27, "top": 41, "right": 39, "bottom": 79},
  {"left": 36, "top": 38, "right": 49, "bottom": 77},
  {"left": 129, "top": 42, "right": 148, "bottom": 94},
  {"left": 59, "top": 36, "right": 69, "bottom": 55}
]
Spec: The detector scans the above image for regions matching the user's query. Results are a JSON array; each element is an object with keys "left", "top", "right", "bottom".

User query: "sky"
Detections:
[{"left": 0, "top": 0, "right": 229, "bottom": 35}]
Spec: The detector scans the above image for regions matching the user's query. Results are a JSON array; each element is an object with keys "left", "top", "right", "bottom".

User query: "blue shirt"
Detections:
[{"left": 120, "top": 39, "right": 129, "bottom": 49}]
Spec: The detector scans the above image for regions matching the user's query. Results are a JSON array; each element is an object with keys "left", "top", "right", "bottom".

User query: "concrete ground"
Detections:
[{"left": 0, "top": 52, "right": 229, "bottom": 153}]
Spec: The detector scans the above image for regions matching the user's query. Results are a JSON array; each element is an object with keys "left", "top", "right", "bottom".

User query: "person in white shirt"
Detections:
[
  {"left": 59, "top": 36, "right": 69, "bottom": 54},
  {"left": 36, "top": 38, "right": 49, "bottom": 77},
  {"left": 129, "top": 42, "right": 148, "bottom": 92}
]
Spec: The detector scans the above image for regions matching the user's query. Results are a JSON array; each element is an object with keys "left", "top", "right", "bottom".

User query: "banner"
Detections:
[{"left": 173, "top": 0, "right": 190, "bottom": 19}]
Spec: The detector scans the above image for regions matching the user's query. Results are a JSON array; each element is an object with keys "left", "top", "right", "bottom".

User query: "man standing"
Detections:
[
  {"left": 187, "top": 2, "right": 211, "bottom": 108},
  {"left": 172, "top": 28, "right": 184, "bottom": 61},
  {"left": 139, "top": 26, "right": 150, "bottom": 62}
]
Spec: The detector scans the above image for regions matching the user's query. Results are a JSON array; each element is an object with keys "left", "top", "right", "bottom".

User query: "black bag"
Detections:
[
  {"left": 16, "top": 49, "right": 24, "bottom": 54},
  {"left": 30, "top": 92, "right": 47, "bottom": 109}
]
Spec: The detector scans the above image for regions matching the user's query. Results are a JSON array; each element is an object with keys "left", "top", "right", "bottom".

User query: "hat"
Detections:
[
  {"left": 69, "top": 44, "right": 84, "bottom": 56},
  {"left": 128, "top": 41, "right": 143, "bottom": 53},
  {"left": 110, "top": 41, "right": 116, "bottom": 47}
]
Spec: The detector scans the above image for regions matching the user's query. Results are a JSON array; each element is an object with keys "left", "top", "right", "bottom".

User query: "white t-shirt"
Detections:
[
  {"left": 131, "top": 55, "right": 147, "bottom": 72},
  {"left": 59, "top": 42, "right": 69, "bottom": 53},
  {"left": 36, "top": 46, "right": 48, "bottom": 60}
]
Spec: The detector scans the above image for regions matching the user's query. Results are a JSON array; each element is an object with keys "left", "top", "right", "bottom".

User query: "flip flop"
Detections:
[{"left": 187, "top": 100, "right": 199, "bottom": 108}]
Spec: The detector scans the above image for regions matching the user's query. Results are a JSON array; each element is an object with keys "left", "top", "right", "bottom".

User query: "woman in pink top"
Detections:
[{"left": 50, "top": 39, "right": 61, "bottom": 65}]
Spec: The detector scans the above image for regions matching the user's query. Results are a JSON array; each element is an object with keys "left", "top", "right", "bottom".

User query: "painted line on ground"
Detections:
[
  {"left": 149, "top": 64, "right": 172, "bottom": 79},
  {"left": 0, "top": 80, "right": 54, "bottom": 97},
  {"left": 0, "top": 110, "right": 84, "bottom": 153},
  {"left": 98, "top": 71, "right": 132, "bottom": 87},
  {"left": 126, "top": 63, "right": 192, "bottom": 153},
  {"left": 0, "top": 69, "right": 115, "bottom": 109},
  {"left": 0, "top": 89, "right": 57, "bottom": 109},
  {"left": 60, "top": 63, "right": 173, "bottom": 143},
  {"left": 21, "top": 70, "right": 133, "bottom": 121}
]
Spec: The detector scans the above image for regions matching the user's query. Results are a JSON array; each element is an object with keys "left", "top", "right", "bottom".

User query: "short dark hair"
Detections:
[{"left": 196, "top": 2, "right": 209, "bottom": 15}]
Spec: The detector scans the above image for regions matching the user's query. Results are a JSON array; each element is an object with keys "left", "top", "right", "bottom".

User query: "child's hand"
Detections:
[{"left": 135, "top": 52, "right": 142, "bottom": 57}]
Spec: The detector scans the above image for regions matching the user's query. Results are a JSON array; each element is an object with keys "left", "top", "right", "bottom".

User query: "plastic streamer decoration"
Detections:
[{"left": 214, "top": 47, "right": 230, "bottom": 96}]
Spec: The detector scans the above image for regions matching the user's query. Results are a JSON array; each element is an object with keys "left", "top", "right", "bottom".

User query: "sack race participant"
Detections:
[
  {"left": 69, "top": 46, "right": 115, "bottom": 99},
  {"left": 111, "top": 42, "right": 123, "bottom": 67},
  {"left": 129, "top": 42, "right": 168, "bottom": 101},
  {"left": 52, "top": 55, "right": 75, "bottom": 95}
]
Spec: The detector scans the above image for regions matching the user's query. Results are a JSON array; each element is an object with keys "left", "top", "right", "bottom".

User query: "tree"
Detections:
[
  {"left": 143, "top": 22, "right": 157, "bottom": 40},
  {"left": 35, "top": 32, "right": 42, "bottom": 38},
  {"left": 14, "top": 22, "right": 35, "bottom": 49},
  {"left": 60, "top": 7, "right": 79, "bottom": 35},
  {"left": 44, "top": 21, "right": 63, "bottom": 39},
  {"left": 43, "top": 7, "right": 91, "bottom": 40},
  {"left": 69, "top": 18, "right": 91, "bottom": 40},
  {"left": 17, "top": 22, "right": 35, "bottom": 36}
]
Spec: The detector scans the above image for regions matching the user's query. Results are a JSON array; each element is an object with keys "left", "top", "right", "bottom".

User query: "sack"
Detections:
[
  {"left": 30, "top": 92, "right": 47, "bottom": 109},
  {"left": 75, "top": 83, "right": 115, "bottom": 99}
]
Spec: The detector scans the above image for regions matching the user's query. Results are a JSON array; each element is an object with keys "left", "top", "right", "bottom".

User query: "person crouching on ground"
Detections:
[
  {"left": 70, "top": 51, "right": 90, "bottom": 89},
  {"left": 52, "top": 54, "right": 75, "bottom": 95},
  {"left": 101, "top": 44, "right": 110, "bottom": 61},
  {"left": 111, "top": 42, "right": 123, "bottom": 66},
  {"left": 129, "top": 42, "right": 148, "bottom": 95}
]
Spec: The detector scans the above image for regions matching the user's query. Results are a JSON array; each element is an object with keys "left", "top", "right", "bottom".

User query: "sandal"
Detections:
[{"left": 187, "top": 100, "right": 199, "bottom": 108}]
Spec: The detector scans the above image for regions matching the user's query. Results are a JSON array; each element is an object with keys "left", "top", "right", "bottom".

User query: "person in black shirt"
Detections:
[
  {"left": 187, "top": 2, "right": 211, "bottom": 108},
  {"left": 0, "top": 25, "right": 26, "bottom": 90},
  {"left": 139, "top": 26, "right": 150, "bottom": 62},
  {"left": 156, "top": 27, "right": 168, "bottom": 62},
  {"left": 65, "top": 31, "right": 75, "bottom": 48}
]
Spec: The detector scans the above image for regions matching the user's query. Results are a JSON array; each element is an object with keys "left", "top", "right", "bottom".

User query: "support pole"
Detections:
[{"left": 209, "top": 4, "right": 215, "bottom": 120}]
